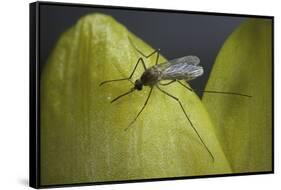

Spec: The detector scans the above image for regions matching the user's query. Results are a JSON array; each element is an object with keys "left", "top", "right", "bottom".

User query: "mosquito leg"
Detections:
[
  {"left": 177, "top": 80, "right": 251, "bottom": 98},
  {"left": 154, "top": 50, "right": 160, "bottom": 65},
  {"left": 159, "top": 80, "right": 176, "bottom": 86},
  {"left": 128, "top": 36, "right": 160, "bottom": 57},
  {"left": 177, "top": 80, "right": 194, "bottom": 92},
  {"left": 156, "top": 85, "right": 214, "bottom": 162},
  {"left": 111, "top": 88, "right": 136, "bottom": 103},
  {"left": 124, "top": 87, "right": 154, "bottom": 131},
  {"left": 140, "top": 48, "right": 160, "bottom": 66},
  {"left": 128, "top": 36, "right": 160, "bottom": 66},
  {"left": 197, "top": 90, "right": 252, "bottom": 98},
  {"left": 160, "top": 80, "right": 193, "bottom": 91},
  {"left": 100, "top": 57, "right": 147, "bottom": 86}
]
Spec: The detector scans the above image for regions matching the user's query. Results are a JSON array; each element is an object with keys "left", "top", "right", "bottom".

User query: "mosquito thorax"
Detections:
[
  {"left": 140, "top": 68, "right": 160, "bottom": 86},
  {"left": 134, "top": 79, "right": 143, "bottom": 91}
]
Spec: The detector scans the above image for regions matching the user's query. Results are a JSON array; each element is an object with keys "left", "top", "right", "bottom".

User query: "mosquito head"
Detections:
[{"left": 134, "top": 79, "right": 143, "bottom": 91}]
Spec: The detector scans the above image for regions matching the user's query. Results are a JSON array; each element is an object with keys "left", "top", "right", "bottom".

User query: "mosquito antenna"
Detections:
[
  {"left": 111, "top": 88, "right": 136, "bottom": 103},
  {"left": 156, "top": 85, "right": 214, "bottom": 162},
  {"left": 124, "top": 87, "right": 154, "bottom": 131},
  {"left": 177, "top": 81, "right": 251, "bottom": 98}
]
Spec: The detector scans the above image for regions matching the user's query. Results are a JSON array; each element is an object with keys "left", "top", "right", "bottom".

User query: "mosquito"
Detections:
[{"left": 99, "top": 38, "right": 251, "bottom": 162}]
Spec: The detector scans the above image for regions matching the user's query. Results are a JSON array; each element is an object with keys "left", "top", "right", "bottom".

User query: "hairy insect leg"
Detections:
[
  {"left": 128, "top": 36, "right": 160, "bottom": 65},
  {"left": 124, "top": 87, "right": 154, "bottom": 131},
  {"left": 156, "top": 85, "right": 215, "bottom": 162},
  {"left": 99, "top": 57, "right": 147, "bottom": 86}
]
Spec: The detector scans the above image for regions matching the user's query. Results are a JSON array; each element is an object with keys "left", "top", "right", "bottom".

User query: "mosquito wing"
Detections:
[
  {"left": 159, "top": 56, "right": 204, "bottom": 81},
  {"left": 168, "top": 55, "right": 200, "bottom": 66}
]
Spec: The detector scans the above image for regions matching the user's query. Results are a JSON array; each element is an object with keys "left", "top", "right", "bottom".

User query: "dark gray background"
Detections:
[{"left": 39, "top": 4, "right": 245, "bottom": 97}]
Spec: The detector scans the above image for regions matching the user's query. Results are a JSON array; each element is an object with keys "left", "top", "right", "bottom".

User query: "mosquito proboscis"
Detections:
[{"left": 99, "top": 37, "right": 252, "bottom": 162}]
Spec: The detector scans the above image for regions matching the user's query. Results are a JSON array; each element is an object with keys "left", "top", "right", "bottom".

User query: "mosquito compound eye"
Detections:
[{"left": 135, "top": 80, "right": 143, "bottom": 91}]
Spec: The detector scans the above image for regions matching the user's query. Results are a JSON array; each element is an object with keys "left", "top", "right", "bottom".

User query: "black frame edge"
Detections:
[
  {"left": 39, "top": 171, "right": 274, "bottom": 189},
  {"left": 37, "top": 0, "right": 273, "bottom": 19},
  {"left": 271, "top": 16, "right": 274, "bottom": 173},
  {"left": 29, "top": 2, "right": 40, "bottom": 189}
]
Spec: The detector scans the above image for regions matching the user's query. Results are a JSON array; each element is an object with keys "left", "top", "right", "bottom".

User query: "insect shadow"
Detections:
[{"left": 100, "top": 37, "right": 251, "bottom": 162}]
